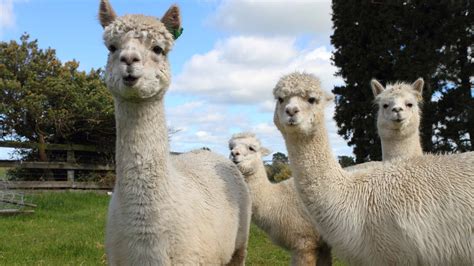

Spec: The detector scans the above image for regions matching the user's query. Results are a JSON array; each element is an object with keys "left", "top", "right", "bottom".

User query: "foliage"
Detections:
[
  {"left": 0, "top": 34, "right": 115, "bottom": 161},
  {"left": 272, "top": 152, "right": 289, "bottom": 164},
  {"left": 265, "top": 152, "right": 292, "bottom": 182},
  {"left": 338, "top": 155, "right": 356, "bottom": 168},
  {"left": 331, "top": 1, "right": 472, "bottom": 162}
]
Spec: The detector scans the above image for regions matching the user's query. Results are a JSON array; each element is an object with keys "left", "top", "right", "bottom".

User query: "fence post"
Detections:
[{"left": 67, "top": 150, "right": 75, "bottom": 185}]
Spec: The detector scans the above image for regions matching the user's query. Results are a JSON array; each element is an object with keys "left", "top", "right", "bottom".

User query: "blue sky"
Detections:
[{"left": 0, "top": 0, "right": 353, "bottom": 159}]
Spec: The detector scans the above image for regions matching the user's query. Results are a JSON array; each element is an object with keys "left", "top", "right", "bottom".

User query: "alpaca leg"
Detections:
[
  {"left": 225, "top": 247, "right": 247, "bottom": 266},
  {"left": 291, "top": 250, "right": 317, "bottom": 266},
  {"left": 316, "top": 241, "right": 332, "bottom": 266},
  {"left": 226, "top": 191, "right": 251, "bottom": 266}
]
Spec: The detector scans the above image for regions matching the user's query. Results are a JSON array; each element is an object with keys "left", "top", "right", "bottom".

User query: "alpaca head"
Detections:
[
  {"left": 273, "top": 72, "right": 334, "bottom": 136},
  {"left": 229, "top": 132, "right": 271, "bottom": 177},
  {"left": 371, "top": 78, "right": 423, "bottom": 139},
  {"left": 98, "top": 0, "right": 181, "bottom": 102}
]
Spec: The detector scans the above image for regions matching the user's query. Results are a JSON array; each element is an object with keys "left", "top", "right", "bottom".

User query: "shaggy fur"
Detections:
[
  {"left": 100, "top": 1, "right": 251, "bottom": 265},
  {"left": 372, "top": 78, "right": 424, "bottom": 161},
  {"left": 229, "top": 132, "right": 332, "bottom": 266},
  {"left": 273, "top": 72, "right": 473, "bottom": 266}
]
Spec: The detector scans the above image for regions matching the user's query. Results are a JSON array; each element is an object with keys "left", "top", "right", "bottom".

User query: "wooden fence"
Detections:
[{"left": 0, "top": 141, "right": 114, "bottom": 190}]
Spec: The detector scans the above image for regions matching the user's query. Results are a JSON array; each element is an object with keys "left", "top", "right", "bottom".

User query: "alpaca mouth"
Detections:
[
  {"left": 123, "top": 75, "right": 139, "bottom": 86},
  {"left": 288, "top": 119, "right": 299, "bottom": 126},
  {"left": 232, "top": 158, "right": 242, "bottom": 164}
]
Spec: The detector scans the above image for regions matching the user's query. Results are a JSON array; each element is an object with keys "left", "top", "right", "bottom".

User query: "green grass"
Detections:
[
  {"left": 0, "top": 192, "right": 108, "bottom": 265},
  {"left": 0, "top": 192, "right": 346, "bottom": 265}
]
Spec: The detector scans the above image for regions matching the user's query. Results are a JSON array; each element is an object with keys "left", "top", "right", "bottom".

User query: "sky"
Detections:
[{"left": 0, "top": 0, "right": 353, "bottom": 160}]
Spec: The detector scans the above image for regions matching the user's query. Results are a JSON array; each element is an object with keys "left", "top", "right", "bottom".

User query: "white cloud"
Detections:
[
  {"left": 165, "top": 0, "right": 352, "bottom": 159},
  {"left": 209, "top": 0, "right": 332, "bottom": 36},
  {"left": 0, "top": 0, "right": 15, "bottom": 37},
  {"left": 171, "top": 35, "right": 341, "bottom": 108}
]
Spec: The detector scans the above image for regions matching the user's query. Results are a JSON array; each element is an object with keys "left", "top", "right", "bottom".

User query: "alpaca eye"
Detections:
[
  {"left": 278, "top": 97, "right": 284, "bottom": 104},
  {"left": 152, "top": 46, "right": 164, "bottom": 55},
  {"left": 383, "top": 104, "right": 389, "bottom": 109},
  {"left": 249, "top": 147, "right": 256, "bottom": 152},
  {"left": 308, "top": 97, "right": 317, "bottom": 104},
  {"left": 108, "top": 45, "right": 117, "bottom": 53},
  {"left": 406, "top": 103, "right": 413, "bottom": 108}
]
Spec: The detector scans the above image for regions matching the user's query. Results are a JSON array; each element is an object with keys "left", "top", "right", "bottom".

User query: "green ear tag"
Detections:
[{"left": 172, "top": 27, "right": 183, "bottom": 40}]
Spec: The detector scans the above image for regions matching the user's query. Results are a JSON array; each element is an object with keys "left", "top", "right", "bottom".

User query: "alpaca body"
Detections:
[
  {"left": 229, "top": 133, "right": 332, "bottom": 266},
  {"left": 106, "top": 100, "right": 250, "bottom": 265},
  {"left": 273, "top": 72, "right": 473, "bottom": 266},
  {"left": 100, "top": 2, "right": 250, "bottom": 264},
  {"left": 287, "top": 132, "right": 473, "bottom": 266}
]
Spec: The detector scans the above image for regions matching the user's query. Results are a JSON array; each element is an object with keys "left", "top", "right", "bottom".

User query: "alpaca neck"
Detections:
[
  {"left": 114, "top": 97, "right": 169, "bottom": 191},
  {"left": 283, "top": 124, "right": 345, "bottom": 204},
  {"left": 381, "top": 128, "right": 422, "bottom": 161},
  {"left": 245, "top": 161, "right": 283, "bottom": 226},
  {"left": 246, "top": 162, "right": 276, "bottom": 204}
]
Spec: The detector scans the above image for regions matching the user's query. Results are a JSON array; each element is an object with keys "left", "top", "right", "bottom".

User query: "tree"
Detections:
[
  {"left": 331, "top": 1, "right": 472, "bottom": 162},
  {"left": 264, "top": 152, "right": 291, "bottom": 182},
  {"left": 272, "top": 152, "right": 288, "bottom": 164},
  {"left": 430, "top": 2, "right": 473, "bottom": 152},
  {"left": 0, "top": 34, "right": 115, "bottom": 162},
  {"left": 338, "top": 155, "right": 356, "bottom": 167}
]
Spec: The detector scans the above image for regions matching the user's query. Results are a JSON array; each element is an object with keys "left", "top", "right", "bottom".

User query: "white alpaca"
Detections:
[
  {"left": 273, "top": 72, "right": 473, "bottom": 266},
  {"left": 229, "top": 132, "right": 332, "bottom": 266},
  {"left": 99, "top": 1, "right": 251, "bottom": 265},
  {"left": 371, "top": 78, "right": 424, "bottom": 161}
]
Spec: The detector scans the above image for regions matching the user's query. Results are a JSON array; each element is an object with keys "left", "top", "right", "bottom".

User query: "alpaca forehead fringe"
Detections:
[
  {"left": 273, "top": 72, "right": 323, "bottom": 99},
  {"left": 375, "top": 81, "right": 423, "bottom": 103},
  {"left": 229, "top": 132, "right": 260, "bottom": 146},
  {"left": 103, "top": 14, "right": 175, "bottom": 51}
]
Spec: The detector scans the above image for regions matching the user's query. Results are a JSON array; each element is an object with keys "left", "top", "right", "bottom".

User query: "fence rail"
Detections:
[
  {"left": 0, "top": 181, "right": 112, "bottom": 190},
  {"left": 0, "top": 141, "right": 114, "bottom": 188}
]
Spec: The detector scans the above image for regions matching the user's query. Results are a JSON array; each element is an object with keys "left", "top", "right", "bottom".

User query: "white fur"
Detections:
[
  {"left": 229, "top": 132, "right": 332, "bottom": 266},
  {"left": 100, "top": 1, "right": 251, "bottom": 265},
  {"left": 372, "top": 78, "right": 424, "bottom": 161},
  {"left": 273, "top": 72, "right": 473, "bottom": 266}
]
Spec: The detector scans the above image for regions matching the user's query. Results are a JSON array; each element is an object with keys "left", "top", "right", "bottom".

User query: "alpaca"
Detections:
[
  {"left": 371, "top": 78, "right": 424, "bottom": 161},
  {"left": 99, "top": 1, "right": 251, "bottom": 265},
  {"left": 229, "top": 132, "right": 332, "bottom": 266},
  {"left": 273, "top": 72, "right": 473, "bottom": 266}
]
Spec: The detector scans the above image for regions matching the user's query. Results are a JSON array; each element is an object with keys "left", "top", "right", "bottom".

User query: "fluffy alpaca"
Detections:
[
  {"left": 273, "top": 72, "right": 473, "bottom": 266},
  {"left": 99, "top": 1, "right": 251, "bottom": 265},
  {"left": 229, "top": 132, "right": 332, "bottom": 266},
  {"left": 371, "top": 78, "right": 424, "bottom": 161}
]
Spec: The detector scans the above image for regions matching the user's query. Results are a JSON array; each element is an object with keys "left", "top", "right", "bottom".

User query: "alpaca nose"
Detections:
[
  {"left": 120, "top": 51, "right": 141, "bottom": 66},
  {"left": 232, "top": 150, "right": 240, "bottom": 157},
  {"left": 392, "top": 107, "right": 403, "bottom": 113},
  {"left": 285, "top": 106, "right": 300, "bottom": 116}
]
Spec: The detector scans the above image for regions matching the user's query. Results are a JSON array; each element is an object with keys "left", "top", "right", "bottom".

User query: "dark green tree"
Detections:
[
  {"left": 0, "top": 34, "right": 115, "bottom": 162},
  {"left": 331, "top": 1, "right": 472, "bottom": 162},
  {"left": 431, "top": 2, "right": 473, "bottom": 152},
  {"left": 338, "top": 155, "right": 356, "bottom": 167},
  {"left": 272, "top": 152, "right": 288, "bottom": 164}
]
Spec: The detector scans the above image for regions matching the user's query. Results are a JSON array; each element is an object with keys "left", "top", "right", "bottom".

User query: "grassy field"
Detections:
[{"left": 0, "top": 192, "right": 343, "bottom": 265}]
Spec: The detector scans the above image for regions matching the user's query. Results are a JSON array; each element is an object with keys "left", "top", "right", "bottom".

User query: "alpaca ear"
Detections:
[
  {"left": 371, "top": 79, "right": 385, "bottom": 97},
  {"left": 260, "top": 147, "right": 271, "bottom": 157},
  {"left": 99, "top": 0, "right": 117, "bottom": 28},
  {"left": 411, "top": 78, "right": 424, "bottom": 94},
  {"left": 161, "top": 5, "right": 183, "bottom": 40}
]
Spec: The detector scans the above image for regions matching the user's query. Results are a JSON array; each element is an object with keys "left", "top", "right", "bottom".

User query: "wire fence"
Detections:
[{"left": 0, "top": 181, "right": 36, "bottom": 215}]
